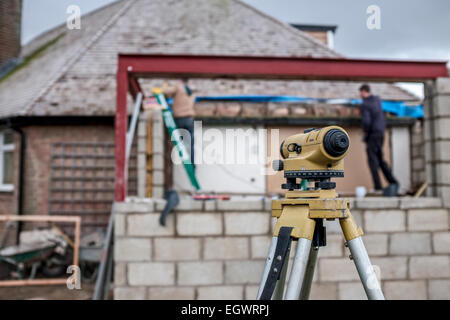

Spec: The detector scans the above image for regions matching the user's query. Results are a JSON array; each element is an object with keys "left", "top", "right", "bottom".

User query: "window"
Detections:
[{"left": 0, "top": 131, "right": 14, "bottom": 191}]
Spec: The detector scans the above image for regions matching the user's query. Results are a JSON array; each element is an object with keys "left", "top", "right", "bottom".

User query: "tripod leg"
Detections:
[
  {"left": 347, "top": 237, "right": 384, "bottom": 300},
  {"left": 285, "top": 238, "right": 312, "bottom": 299},
  {"left": 299, "top": 246, "right": 319, "bottom": 300},
  {"left": 256, "top": 237, "right": 277, "bottom": 299},
  {"left": 272, "top": 245, "right": 290, "bottom": 300},
  {"left": 340, "top": 210, "right": 385, "bottom": 300}
]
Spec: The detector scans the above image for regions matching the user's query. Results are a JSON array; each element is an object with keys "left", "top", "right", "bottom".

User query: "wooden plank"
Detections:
[
  {"left": 48, "top": 210, "right": 110, "bottom": 215},
  {"left": 0, "top": 279, "right": 68, "bottom": 287},
  {"left": 146, "top": 155, "right": 153, "bottom": 171},
  {"left": 0, "top": 215, "right": 80, "bottom": 223},
  {"left": 147, "top": 118, "right": 153, "bottom": 154},
  {"left": 73, "top": 217, "right": 80, "bottom": 268}
]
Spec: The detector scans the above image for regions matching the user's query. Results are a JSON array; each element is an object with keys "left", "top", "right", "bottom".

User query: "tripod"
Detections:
[{"left": 256, "top": 180, "right": 385, "bottom": 300}]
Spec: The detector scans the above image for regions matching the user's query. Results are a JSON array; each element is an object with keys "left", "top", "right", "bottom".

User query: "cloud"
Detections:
[
  {"left": 243, "top": 0, "right": 450, "bottom": 61},
  {"left": 22, "top": 0, "right": 450, "bottom": 62},
  {"left": 22, "top": 0, "right": 115, "bottom": 44}
]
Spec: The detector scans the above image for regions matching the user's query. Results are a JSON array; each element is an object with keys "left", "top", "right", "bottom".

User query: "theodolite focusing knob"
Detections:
[
  {"left": 272, "top": 160, "right": 284, "bottom": 171},
  {"left": 304, "top": 128, "right": 316, "bottom": 133}
]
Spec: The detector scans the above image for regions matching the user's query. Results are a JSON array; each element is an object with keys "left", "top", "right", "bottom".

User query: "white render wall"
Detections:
[
  {"left": 172, "top": 125, "right": 267, "bottom": 194},
  {"left": 391, "top": 127, "right": 411, "bottom": 194}
]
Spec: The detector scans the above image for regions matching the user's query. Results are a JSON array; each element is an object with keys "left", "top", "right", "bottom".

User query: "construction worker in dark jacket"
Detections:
[{"left": 359, "top": 84, "right": 398, "bottom": 193}]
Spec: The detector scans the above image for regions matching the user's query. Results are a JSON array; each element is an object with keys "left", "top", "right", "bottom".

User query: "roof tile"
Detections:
[{"left": 0, "top": 0, "right": 418, "bottom": 119}]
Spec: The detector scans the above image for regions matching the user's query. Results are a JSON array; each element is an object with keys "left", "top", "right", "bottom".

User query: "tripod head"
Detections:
[{"left": 273, "top": 126, "right": 350, "bottom": 190}]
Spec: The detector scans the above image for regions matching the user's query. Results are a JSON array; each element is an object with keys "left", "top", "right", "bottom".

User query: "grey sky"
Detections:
[
  {"left": 22, "top": 0, "right": 450, "bottom": 60},
  {"left": 21, "top": 0, "right": 450, "bottom": 97},
  {"left": 244, "top": 0, "right": 450, "bottom": 61},
  {"left": 22, "top": 0, "right": 113, "bottom": 44}
]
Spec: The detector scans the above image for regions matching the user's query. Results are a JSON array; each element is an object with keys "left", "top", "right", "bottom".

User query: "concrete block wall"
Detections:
[
  {"left": 114, "top": 197, "right": 450, "bottom": 300},
  {"left": 424, "top": 77, "right": 450, "bottom": 206}
]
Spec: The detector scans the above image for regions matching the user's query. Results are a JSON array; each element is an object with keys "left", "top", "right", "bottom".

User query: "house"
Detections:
[
  {"left": 1, "top": 0, "right": 449, "bottom": 302},
  {"left": 0, "top": 0, "right": 420, "bottom": 228}
]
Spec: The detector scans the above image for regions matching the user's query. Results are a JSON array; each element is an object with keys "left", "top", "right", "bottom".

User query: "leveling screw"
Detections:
[
  {"left": 276, "top": 255, "right": 282, "bottom": 261},
  {"left": 273, "top": 268, "right": 278, "bottom": 273},
  {"left": 349, "top": 254, "right": 353, "bottom": 260}
]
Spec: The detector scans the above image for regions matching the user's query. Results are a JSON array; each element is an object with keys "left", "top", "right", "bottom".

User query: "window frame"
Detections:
[{"left": 0, "top": 131, "right": 14, "bottom": 192}]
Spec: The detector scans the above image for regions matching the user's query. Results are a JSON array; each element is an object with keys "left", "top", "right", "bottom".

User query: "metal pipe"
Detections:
[
  {"left": 126, "top": 92, "right": 143, "bottom": 160},
  {"left": 94, "top": 93, "right": 143, "bottom": 300},
  {"left": 8, "top": 125, "right": 25, "bottom": 245},
  {"left": 93, "top": 203, "right": 115, "bottom": 300},
  {"left": 347, "top": 237, "right": 385, "bottom": 300}
]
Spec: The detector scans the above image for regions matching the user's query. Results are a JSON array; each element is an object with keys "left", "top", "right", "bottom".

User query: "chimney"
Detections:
[
  {"left": 290, "top": 24, "right": 337, "bottom": 49},
  {"left": 0, "top": 0, "right": 22, "bottom": 66}
]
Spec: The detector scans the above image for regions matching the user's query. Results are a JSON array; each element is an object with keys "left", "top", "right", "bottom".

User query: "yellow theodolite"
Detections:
[{"left": 257, "top": 126, "right": 385, "bottom": 300}]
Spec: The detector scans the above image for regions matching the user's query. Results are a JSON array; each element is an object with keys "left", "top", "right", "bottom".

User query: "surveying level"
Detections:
[{"left": 257, "top": 126, "right": 384, "bottom": 300}]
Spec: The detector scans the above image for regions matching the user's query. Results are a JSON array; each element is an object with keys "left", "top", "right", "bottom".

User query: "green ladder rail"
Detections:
[{"left": 153, "top": 89, "right": 201, "bottom": 191}]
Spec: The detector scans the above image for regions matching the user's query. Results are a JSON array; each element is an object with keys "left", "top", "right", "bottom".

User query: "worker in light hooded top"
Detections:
[{"left": 162, "top": 79, "right": 196, "bottom": 167}]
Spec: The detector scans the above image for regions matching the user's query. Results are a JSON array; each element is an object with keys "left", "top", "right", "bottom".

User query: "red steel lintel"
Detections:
[
  {"left": 129, "top": 77, "right": 143, "bottom": 100},
  {"left": 115, "top": 69, "right": 128, "bottom": 202},
  {"left": 118, "top": 54, "right": 448, "bottom": 82},
  {"left": 115, "top": 54, "right": 448, "bottom": 200}
]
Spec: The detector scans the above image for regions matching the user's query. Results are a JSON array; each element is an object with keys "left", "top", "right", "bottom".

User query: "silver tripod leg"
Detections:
[
  {"left": 347, "top": 237, "right": 385, "bottom": 300},
  {"left": 256, "top": 237, "right": 277, "bottom": 299},
  {"left": 285, "top": 238, "right": 312, "bottom": 300},
  {"left": 272, "top": 246, "right": 290, "bottom": 300},
  {"left": 299, "top": 246, "right": 319, "bottom": 300}
]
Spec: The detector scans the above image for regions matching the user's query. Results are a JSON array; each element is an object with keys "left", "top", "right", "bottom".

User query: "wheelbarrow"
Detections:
[
  {"left": 0, "top": 228, "right": 70, "bottom": 280},
  {"left": 0, "top": 241, "right": 58, "bottom": 279}
]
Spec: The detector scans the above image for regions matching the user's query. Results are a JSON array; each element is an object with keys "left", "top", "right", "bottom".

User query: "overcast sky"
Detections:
[{"left": 21, "top": 0, "right": 450, "bottom": 97}]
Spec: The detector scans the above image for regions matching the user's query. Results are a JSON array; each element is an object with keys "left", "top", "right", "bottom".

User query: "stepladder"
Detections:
[
  {"left": 257, "top": 188, "right": 385, "bottom": 300},
  {"left": 152, "top": 89, "right": 201, "bottom": 191}
]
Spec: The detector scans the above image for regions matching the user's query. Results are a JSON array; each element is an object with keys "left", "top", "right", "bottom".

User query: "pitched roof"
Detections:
[
  {"left": 0, "top": 0, "right": 128, "bottom": 118},
  {"left": 0, "top": 0, "right": 418, "bottom": 119}
]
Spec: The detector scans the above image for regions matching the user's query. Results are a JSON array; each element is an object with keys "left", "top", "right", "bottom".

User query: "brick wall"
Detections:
[
  {"left": 114, "top": 197, "right": 449, "bottom": 300},
  {"left": 21, "top": 125, "right": 115, "bottom": 216},
  {"left": 0, "top": 0, "right": 22, "bottom": 65}
]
